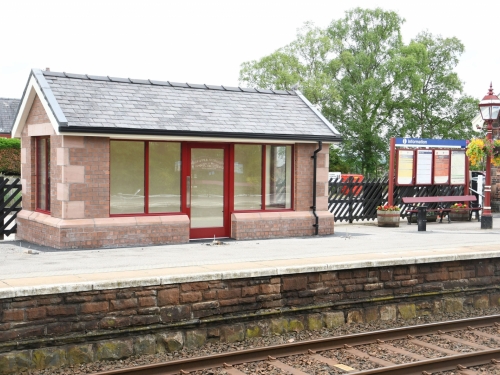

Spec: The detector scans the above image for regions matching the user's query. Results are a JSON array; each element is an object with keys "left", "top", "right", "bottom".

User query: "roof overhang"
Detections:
[
  {"left": 58, "top": 126, "right": 342, "bottom": 144},
  {"left": 11, "top": 69, "right": 68, "bottom": 138}
]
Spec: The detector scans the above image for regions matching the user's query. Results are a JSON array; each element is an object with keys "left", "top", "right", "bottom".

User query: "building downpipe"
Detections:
[{"left": 311, "top": 141, "right": 322, "bottom": 235}]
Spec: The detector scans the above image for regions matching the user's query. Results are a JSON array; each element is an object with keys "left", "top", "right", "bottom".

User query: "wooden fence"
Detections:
[{"left": 328, "top": 176, "right": 466, "bottom": 222}]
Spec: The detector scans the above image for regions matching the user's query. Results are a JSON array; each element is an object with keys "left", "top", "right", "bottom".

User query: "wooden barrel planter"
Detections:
[
  {"left": 377, "top": 210, "right": 400, "bottom": 227},
  {"left": 449, "top": 210, "right": 469, "bottom": 221}
]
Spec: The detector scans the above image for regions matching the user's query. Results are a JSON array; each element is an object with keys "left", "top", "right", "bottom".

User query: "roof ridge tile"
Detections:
[{"left": 41, "top": 70, "right": 295, "bottom": 95}]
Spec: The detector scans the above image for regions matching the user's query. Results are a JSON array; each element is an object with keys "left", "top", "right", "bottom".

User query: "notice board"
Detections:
[
  {"left": 416, "top": 150, "right": 433, "bottom": 185},
  {"left": 450, "top": 150, "right": 466, "bottom": 185},
  {"left": 433, "top": 150, "right": 450, "bottom": 184},
  {"left": 396, "top": 150, "right": 414, "bottom": 185}
]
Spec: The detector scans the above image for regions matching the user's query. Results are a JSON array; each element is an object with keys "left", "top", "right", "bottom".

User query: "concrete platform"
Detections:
[{"left": 1, "top": 215, "right": 499, "bottom": 298}]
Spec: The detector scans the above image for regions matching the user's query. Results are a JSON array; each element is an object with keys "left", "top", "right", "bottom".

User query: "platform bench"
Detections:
[{"left": 402, "top": 195, "right": 481, "bottom": 224}]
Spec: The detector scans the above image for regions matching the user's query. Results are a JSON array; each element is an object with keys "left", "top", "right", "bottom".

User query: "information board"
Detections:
[
  {"left": 396, "top": 150, "right": 414, "bottom": 185},
  {"left": 433, "top": 150, "right": 450, "bottom": 184},
  {"left": 416, "top": 150, "right": 433, "bottom": 185},
  {"left": 450, "top": 150, "right": 466, "bottom": 185}
]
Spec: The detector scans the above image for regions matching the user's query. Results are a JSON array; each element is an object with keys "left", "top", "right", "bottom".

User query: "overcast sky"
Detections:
[{"left": 1, "top": 0, "right": 499, "bottom": 103}]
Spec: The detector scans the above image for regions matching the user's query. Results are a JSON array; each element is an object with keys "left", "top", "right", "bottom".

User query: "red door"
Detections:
[{"left": 182, "top": 143, "right": 230, "bottom": 239}]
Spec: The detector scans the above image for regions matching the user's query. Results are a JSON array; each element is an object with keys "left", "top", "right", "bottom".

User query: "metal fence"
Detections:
[
  {"left": 328, "top": 176, "right": 466, "bottom": 222},
  {"left": 0, "top": 177, "right": 22, "bottom": 238}
]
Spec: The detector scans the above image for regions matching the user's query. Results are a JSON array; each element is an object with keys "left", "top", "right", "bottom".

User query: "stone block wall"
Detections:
[
  {"left": 16, "top": 211, "right": 190, "bottom": 249},
  {"left": 231, "top": 211, "right": 334, "bottom": 239},
  {"left": 1, "top": 258, "right": 500, "bottom": 373}
]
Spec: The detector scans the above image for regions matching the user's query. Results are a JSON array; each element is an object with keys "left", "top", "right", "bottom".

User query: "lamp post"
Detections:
[{"left": 478, "top": 83, "right": 500, "bottom": 229}]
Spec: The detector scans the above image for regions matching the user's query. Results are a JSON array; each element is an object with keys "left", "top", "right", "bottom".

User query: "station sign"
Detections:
[
  {"left": 394, "top": 138, "right": 468, "bottom": 186},
  {"left": 395, "top": 138, "right": 466, "bottom": 148}
]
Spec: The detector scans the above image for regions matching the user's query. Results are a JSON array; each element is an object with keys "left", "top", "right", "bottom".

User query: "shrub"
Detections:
[{"left": 0, "top": 138, "right": 20, "bottom": 175}]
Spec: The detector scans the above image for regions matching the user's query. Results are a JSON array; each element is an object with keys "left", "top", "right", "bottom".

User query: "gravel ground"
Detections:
[
  {"left": 356, "top": 343, "right": 417, "bottom": 364},
  {"left": 23, "top": 307, "right": 500, "bottom": 375}
]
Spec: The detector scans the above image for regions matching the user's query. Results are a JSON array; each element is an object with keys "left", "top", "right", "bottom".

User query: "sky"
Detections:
[{"left": 1, "top": 0, "right": 499, "bottom": 102}]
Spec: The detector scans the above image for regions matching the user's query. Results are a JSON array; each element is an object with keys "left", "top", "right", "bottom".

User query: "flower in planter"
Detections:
[
  {"left": 466, "top": 138, "right": 500, "bottom": 167},
  {"left": 450, "top": 203, "right": 469, "bottom": 213},
  {"left": 376, "top": 204, "right": 401, "bottom": 211}
]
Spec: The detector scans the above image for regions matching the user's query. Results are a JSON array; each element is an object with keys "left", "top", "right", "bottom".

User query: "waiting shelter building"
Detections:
[{"left": 11, "top": 69, "right": 341, "bottom": 249}]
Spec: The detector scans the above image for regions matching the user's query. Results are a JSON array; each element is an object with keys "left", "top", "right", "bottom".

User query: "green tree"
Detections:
[
  {"left": 323, "top": 8, "right": 410, "bottom": 175},
  {"left": 239, "top": 22, "right": 339, "bottom": 109},
  {"left": 239, "top": 8, "right": 477, "bottom": 176},
  {"left": 329, "top": 145, "right": 350, "bottom": 173},
  {"left": 397, "top": 32, "right": 477, "bottom": 140}
]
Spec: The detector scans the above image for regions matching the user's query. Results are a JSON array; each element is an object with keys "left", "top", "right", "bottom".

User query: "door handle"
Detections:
[{"left": 186, "top": 176, "right": 191, "bottom": 208}]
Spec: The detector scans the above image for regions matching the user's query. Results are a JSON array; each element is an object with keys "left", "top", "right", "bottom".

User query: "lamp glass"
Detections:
[
  {"left": 491, "top": 105, "right": 500, "bottom": 120},
  {"left": 481, "top": 106, "right": 492, "bottom": 120}
]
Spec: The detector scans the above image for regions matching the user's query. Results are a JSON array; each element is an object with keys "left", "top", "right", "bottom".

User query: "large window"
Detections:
[
  {"left": 110, "top": 141, "right": 181, "bottom": 215},
  {"left": 233, "top": 144, "right": 292, "bottom": 211},
  {"left": 265, "top": 145, "right": 292, "bottom": 209},
  {"left": 36, "top": 137, "right": 50, "bottom": 213},
  {"left": 234, "top": 145, "right": 262, "bottom": 210}
]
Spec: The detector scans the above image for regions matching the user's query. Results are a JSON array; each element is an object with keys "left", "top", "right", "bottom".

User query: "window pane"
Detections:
[
  {"left": 110, "top": 141, "right": 145, "bottom": 214},
  {"left": 149, "top": 142, "right": 181, "bottom": 213},
  {"left": 37, "top": 138, "right": 49, "bottom": 211},
  {"left": 265, "top": 145, "right": 292, "bottom": 209},
  {"left": 191, "top": 148, "right": 224, "bottom": 228},
  {"left": 234, "top": 145, "right": 262, "bottom": 210}
]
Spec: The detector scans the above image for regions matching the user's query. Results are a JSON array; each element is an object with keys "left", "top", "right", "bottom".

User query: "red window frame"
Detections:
[
  {"left": 35, "top": 136, "right": 51, "bottom": 214},
  {"left": 230, "top": 143, "right": 295, "bottom": 214},
  {"left": 109, "top": 140, "right": 184, "bottom": 217},
  {"left": 109, "top": 140, "right": 294, "bottom": 217}
]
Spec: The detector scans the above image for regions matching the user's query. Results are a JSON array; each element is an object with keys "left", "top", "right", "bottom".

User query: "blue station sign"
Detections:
[{"left": 395, "top": 138, "right": 466, "bottom": 148}]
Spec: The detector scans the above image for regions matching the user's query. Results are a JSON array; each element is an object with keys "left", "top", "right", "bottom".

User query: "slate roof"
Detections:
[
  {"left": 26, "top": 69, "right": 341, "bottom": 142},
  {"left": 0, "top": 98, "right": 20, "bottom": 134}
]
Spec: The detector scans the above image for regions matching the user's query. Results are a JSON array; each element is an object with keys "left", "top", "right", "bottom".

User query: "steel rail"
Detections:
[
  {"left": 346, "top": 349, "right": 500, "bottom": 375},
  {"left": 89, "top": 314, "right": 500, "bottom": 375}
]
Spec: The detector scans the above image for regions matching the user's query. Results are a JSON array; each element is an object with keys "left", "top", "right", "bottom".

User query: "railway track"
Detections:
[{"left": 90, "top": 314, "right": 500, "bottom": 375}]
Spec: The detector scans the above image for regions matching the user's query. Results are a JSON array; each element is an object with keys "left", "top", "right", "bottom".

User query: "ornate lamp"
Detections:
[{"left": 478, "top": 83, "right": 500, "bottom": 229}]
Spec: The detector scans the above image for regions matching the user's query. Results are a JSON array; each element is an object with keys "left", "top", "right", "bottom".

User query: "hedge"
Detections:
[{"left": 0, "top": 138, "right": 20, "bottom": 175}]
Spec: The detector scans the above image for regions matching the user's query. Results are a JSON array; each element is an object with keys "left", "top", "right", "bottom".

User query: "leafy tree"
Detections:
[
  {"left": 397, "top": 32, "right": 477, "bottom": 140},
  {"left": 329, "top": 145, "right": 350, "bottom": 173},
  {"left": 239, "top": 8, "right": 477, "bottom": 176},
  {"left": 323, "top": 8, "right": 410, "bottom": 175},
  {"left": 239, "top": 22, "right": 339, "bottom": 109}
]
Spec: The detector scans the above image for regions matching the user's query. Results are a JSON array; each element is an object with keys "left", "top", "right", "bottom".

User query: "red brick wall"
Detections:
[
  {"left": 20, "top": 95, "right": 55, "bottom": 212},
  {"left": 65, "top": 137, "right": 110, "bottom": 218},
  {"left": 294, "top": 143, "right": 329, "bottom": 212},
  {"left": 16, "top": 214, "right": 189, "bottom": 249},
  {"left": 1, "top": 258, "right": 499, "bottom": 345},
  {"left": 25, "top": 96, "right": 50, "bottom": 125}
]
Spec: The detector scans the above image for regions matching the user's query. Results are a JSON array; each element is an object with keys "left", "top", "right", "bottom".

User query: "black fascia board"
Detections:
[{"left": 58, "top": 125, "right": 343, "bottom": 142}]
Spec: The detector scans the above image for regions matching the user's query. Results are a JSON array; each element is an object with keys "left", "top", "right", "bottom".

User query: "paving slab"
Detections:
[{"left": 0, "top": 216, "right": 499, "bottom": 298}]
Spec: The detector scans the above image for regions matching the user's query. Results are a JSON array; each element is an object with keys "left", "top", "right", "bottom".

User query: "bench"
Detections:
[{"left": 402, "top": 195, "right": 481, "bottom": 224}]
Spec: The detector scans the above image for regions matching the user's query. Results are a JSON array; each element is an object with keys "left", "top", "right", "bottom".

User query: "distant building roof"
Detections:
[
  {"left": 15, "top": 69, "right": 341, "bottom": 142},
  {"left": 0, "top": 98, "right": 20, "bottom": 134}
]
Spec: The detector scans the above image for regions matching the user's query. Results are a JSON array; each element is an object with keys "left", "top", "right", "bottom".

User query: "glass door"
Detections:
[{"left": 184, "top": 144, "right": 229, "bottom": 239}]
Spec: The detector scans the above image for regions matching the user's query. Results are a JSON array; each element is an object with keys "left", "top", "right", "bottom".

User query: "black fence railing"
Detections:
[
  {"left": 328, "top": 176, "right": 466, "bottom": 222},
  {"left": 0, "top": 177, "right": 22, "bottom": 238}
]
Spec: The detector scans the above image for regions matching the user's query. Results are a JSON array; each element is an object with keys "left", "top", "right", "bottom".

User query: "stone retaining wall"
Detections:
[{"left": 1, "top": 258, "right": 500, "bottom": 373}]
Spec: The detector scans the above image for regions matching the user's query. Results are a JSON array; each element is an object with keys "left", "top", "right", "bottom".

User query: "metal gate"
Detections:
[
  {"left": 1, "top": 177, "right": 22, "bottom": 239},
  {"left": 328, "top": 176, "right": 466, "bottom": 222}
]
